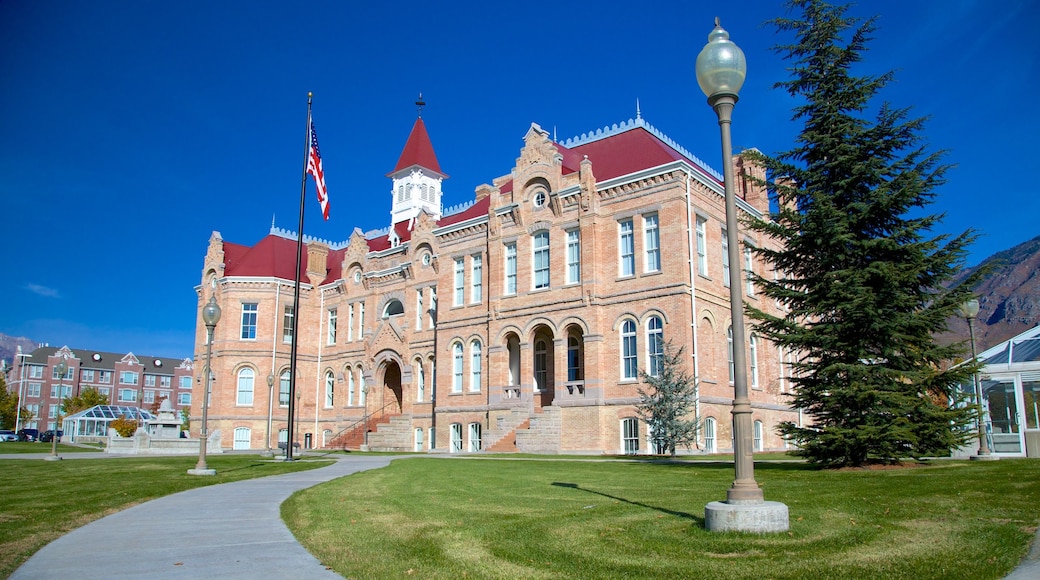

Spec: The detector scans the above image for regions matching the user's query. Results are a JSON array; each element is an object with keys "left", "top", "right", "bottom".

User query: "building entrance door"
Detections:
[{"left": 982, "top": 378, "right": 1023, "bottom": 455}]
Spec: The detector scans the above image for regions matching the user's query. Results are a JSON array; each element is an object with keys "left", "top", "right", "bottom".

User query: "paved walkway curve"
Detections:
[{"left": 11, "top": 455, "right": 393, "bottom": 580}]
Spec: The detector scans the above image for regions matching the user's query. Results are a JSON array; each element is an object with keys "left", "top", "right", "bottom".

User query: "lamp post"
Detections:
[
  {"left": 361, "top": 384, "right": 370, "bottom": 451},
  {"left": 294, "top": 390, "right": 302, "bottom": 456},
  {"left": 46, "top": 361, "right": 66, "bottom": 461},
  {"left": 696, "top": 18, "right": 788, "bottom": 532},
  {"left": 189, "top": 295, "right": 221, "bottom": 476},
  {"left": 958, "top": 298, "right": 997, "bottom": 460},
  {"left": 262, "top": 372, "right": 275, "bottom": 457}
]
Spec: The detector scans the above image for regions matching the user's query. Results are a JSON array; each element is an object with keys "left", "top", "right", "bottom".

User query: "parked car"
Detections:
[
  {"left": 17, "top": 428, "right": 39, "bottom": 442},
  {"left": 0, "top": 430, "right": 18, "bottom": 442},
  {"left": 39, "top": 430, "right": 63, "bottom": 443}
]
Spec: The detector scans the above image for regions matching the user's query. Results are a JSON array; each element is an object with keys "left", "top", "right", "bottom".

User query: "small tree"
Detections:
[
  {"left": 180, "top": 408, "right": 190, "bottom": 432},
  {"left": 636, "top": 341, "right": 699, "bottom": 456},
  {"left": 0, "top": 374, "right": 27, "bottom": 429},
  {"left": 109, "top": 415, "right": 139, "bottom": 437},
  {"left": 62, "top": 387, "right": 109, "bottom": 416}
]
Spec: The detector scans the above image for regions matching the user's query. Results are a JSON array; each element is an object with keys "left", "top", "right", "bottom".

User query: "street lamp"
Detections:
[
  {"left": 189, "top": 295, "right": 221, "bottom": 476},
  {"left": 262, "top": 372, "right": 275, "bottom": 457},
  {"left": 46, "top": 361, "right": 67, "bottom": 461},
  {"left": 295, "top": 390, "right": 302, "bottom": 456},
  {"left": 958, "top": 298, "right": 997, "bottom": 460},
  {"left": 361, "top": 384, "right": 370, "bottom": 451},
  {"left": 696, "top": 18, "right": 788, "bottom": 532}
]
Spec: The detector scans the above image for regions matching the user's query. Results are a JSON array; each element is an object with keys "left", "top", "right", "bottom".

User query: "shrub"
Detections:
[{"left": 109, "top": 416, "right": 139, "bottom": 437}]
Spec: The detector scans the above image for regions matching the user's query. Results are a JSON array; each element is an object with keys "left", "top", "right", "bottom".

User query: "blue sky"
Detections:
[{"left": 1, "top": 0, "right": 1037, "bottom": 360}]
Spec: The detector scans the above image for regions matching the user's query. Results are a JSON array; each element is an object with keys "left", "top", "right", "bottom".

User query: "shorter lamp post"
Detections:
[
  {"left": 958, "top": 298, "right": 997, "bottom": 460},
  {"left": 189, "top": 295, "right": 221, "bottom": 476},
  {"left": 46, "top": 361, "right": 67, "bottom": 461},
  {"left": 362, "top": 384, "right": 370, "bottom": 451},
  {"left": 262, "top": 372, "right": 275, "bottom": 457}
]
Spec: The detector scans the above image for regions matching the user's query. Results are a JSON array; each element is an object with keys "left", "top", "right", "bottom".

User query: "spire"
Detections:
[
  {"left": 390, "top": 116, "right": 444, "bottom": 176},
  {"left": 636, "top": 98, "right": 642, "bottom": 120},
  {"left": 416, "top": 92, "right": 425, "bottom": 118}
]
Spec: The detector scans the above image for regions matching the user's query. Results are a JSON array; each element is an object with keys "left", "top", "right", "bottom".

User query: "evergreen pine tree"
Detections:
[
  {"left": 636, "top": 342, "right": 699, "bottom": 457},
  {"left": 745, "top": 0, "right": 979, "bottom": 467}
]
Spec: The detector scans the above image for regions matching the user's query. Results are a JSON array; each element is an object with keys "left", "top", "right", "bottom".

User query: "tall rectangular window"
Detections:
[
  {"left": 504, "top": 242, "right": 517, "bottom": 295},
  {"left": 621, "top": 320, "right": 637, "bottom": 380},
  {"left": 454, "top": 257, "right": 465, "bottom": 306},
  {"left": 744, "top": 246, "right": 755, "bottom": 297},
  {"left": 470, "top": 254, "right": 482, "bottom": 303},
  {"left": 282, "top": 305, "right": 294, "bottom": 343},
  {"left": 644, "top": 214, "right": 660, "bottom": 272},
  {"left": 416, "top": 289, "right": 423, "bottom": 330},
  {"left": 348, "top": 304, "right": 355, "bottom": 341},
  {"left": 533, "top": 231, "right": 550, "bottom": 289},
  {"left": 619, "top": 219, "right": 634, "bottom": 277},
  {"left": 696, "top": 216, "right": 708, "bottom": 276},
  {"left": 721, "top": 229, "right": 730, "bottom": 287},
  {"left": 452, "top": 343, "right": 463, "bottom": 393},
  {"left": 566, "top": 229, "right": 581, "bottom": 284},
  {"left": 241, "top": 303, "right": 258, "bottom": 339},
  {"left": 327, "top": 308, "right": 337, "bottom": 345},
  {"left": 358, "top": 303, "right": 365, "bottom": 338}
]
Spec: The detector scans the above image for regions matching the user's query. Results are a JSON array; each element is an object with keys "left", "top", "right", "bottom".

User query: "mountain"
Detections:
[
  {"left": 0, "top": 333, "right": 38, "bottom": 369},
  {"left": 944, "top": 235, "right": 1040, "bottom": 352}
]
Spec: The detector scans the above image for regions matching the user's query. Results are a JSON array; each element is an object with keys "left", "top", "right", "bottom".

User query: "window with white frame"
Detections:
[
  {"left": 283, "top": 305, "right": 294, "bottom": 343},
  {"left": 727, "top": 326, "right": 735, "bottom": 384},
  {"left": 450, "top": 423, "right": 463, "bottom": 453},
  {"left": 647, "top": 316, "right": 664, "bottom": 377},
  {"left": 696, "top": 216, "right": 708, "bottom": 276},
  {"left": 358, "top": 368, "right": 367, "bottom": 405},
  {"left": 750, "top": 334, "right": 759, "bottom": 388},
  {"left": 233, "top": 427, "right": 251, "bottom": 450},
  {"left": 452, "top": 343, "right": 463, "bottom": 393},
  {"left": 53, "top": 365, "right": 73, "bottom": 380},
  {"left": 279, "top": 370, "right": 290, "bottom": 406},
  {"left": 567, "top": 336, "right": 582, "bottom": 382},
  {"left": 324, "top": 371, "right": 334, "bottom": 408},
  {"left": 471, "top": 254, "right": 482, "bottom": 303},
  {"left": 347, "top": 367, "right": 355, "bottom": 406},
  {"left": 327, "top": 308, "right": 337, "bottom": 344},
  {"left": 28, "top": 383, "right": 41, "bottom": 397},
  {"left": 415, "top": 289, "right": 423, "bottom": 330},
  {"left": 414, "top": 428, "right": 424, "bottom": 451},
  {"left": 754, "top": 420, "right": 764, "bottom": 452},
  {"left": 237, "top": 368, "right": 254, "bottom": 405},
  {"left": 97, "top": 387, "right": 109, "bottom": 397},
  {"left": 118, "top": 388, "right": 137, "bottom": 403},
  {"left": 81, "top": 369, "right": 95, "bottom": 382},
  {"left": 504, "top": 242, "right": 517, "bottom": 295},
  {"left": 721, "top": 229, "right": 730, "bottom": 287},
  {"left": 534, "top": 340, "right": 547, "bottom": 391},
  {"left": 415, "top": 359, "right": 425, "bottom": 402},
  {"left": 143, "top": 390, "right": 155, "bottom": 404},
  {"left": 160, "top": 376, "right": 171, "bottom": 388},
  {"left": 120, "top": 371, "right": 138, "bottom": 385},
  {"left": 621, "top": 320, "right": 637, "bottom": 380},
  {"left": 145, "top": 374, "right": 156, "bottom": 387},
  {"left": 98, "top": 370, "right": 111, "bottom": 383},
  {"left": 621, "top": 417, "right": 640, "bottom": 454},
  {"left": 348, "top": 303, "right": 355, "bottom": 341},
  {"left": 566, "top": 228, "right": 581, "bottom": 284},
  {"left": 382, "top": 299, "right": 404, "bottom": 318},
  {"left": 241, "top": 302, "right": 258, "bottom": 339},
  {"left": 644, "top": 214, "right": 660, "bottom": 273},
  {"left": 744, "top": 245, "right": 755, "bottom": 296},
  {"left": 619, "top": 219, "right": 635, "bottom": 277},
  {"left": 29, "top": 365, "right": 44, "bottom": 379},
  {"left": 704, "top": 417, "right": 717, "bottom": 453},
  {"left": 453, "top": 257, "right": 465, "bottom": 306},
  {"left": 323, "top": 429, "right": 333, "bottom": 447},
  {"left": 532, "top": 231, "right": 550, "bottom": 289},
  {"left": 468, "top": 422, "right": 482, "bottom": 452},
  {"left": 48, "top": 404, "right": 59, "bottom": 418},
  {"left": 178, "top": 392, "right": 191, "bottom": 405},
  {"left": 469, "top": 340, "right": 482, "bottom": 392},
  {"left": 358, "top": 303, "right": 365, "bottom": 338}
]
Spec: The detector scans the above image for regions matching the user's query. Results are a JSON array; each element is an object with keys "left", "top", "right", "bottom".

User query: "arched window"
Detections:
[
  {"left": 237, "top": 368, "right": 254, "bottom": 405},
  {"left": 533, "top": 231, "right": 550, "bottom": 289},
  {"left": 534, "top": 340, "right": 547, "bottom": 391},
  {"left": 233, "top": 427, "right": 251, "bottom": 450},
  {"left": 567, "top": 335, "right": 583, "bottom": 382},
  {"left": 324, "top": 371, "right": 334, "bottom": 408},
  {"left": 621, "top": 320, "right": 637, "bottom": 379},
  {"left": 452, "top": 342, "right": 463, "bottom": 393},
  {"left": 279, "top": 370, "right": 290, "bottom": 406},
  {"left": 727, "top": 326, "right": 735, "bottom": 384},
  {"left": 357, "top": 367, "right": 367, "bottom": 406},
  {"left": 647, "top": 316, "right": 664, "bottom": 377},
  {"left": 322, "top": 429, "right": 333, "bottom": 447},
  {"left": 754, "top": 420, "right": 764, "bottom": 452},
  {"left": 468, "top": 422, "right": 482, "bottom": 452},
  {"left": 415, "top": 358, "right": 425, "bottom": 402},
  {"left": 507, "top": 334, "right": 520, "bottom": 386},
  {"left": 382, "top": 299, "right": 404, "bottom": 318},
  {"left": 469, "top": 340, "right": 482, "bottom": 392},
  {"left": 750, "top": 334, "right": 759, "bottom": 388},
  {"left": 704, "top": 417, "right": 717, "bottom": 453},
  {"left": 621, "top": 417, "right": 639, "bottom": 455},
  {"left": 347, "top": 367, "right": 356, "bottom": 406}
]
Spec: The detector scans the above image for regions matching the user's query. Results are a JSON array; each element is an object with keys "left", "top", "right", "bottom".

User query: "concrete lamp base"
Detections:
[
  {"left": 970, "top": 454, "right": 1000, "bottom": 461},
  {"left": 186, "top": 468, "right": 217, "bottom": 476},
  {"left": 43, "top": 456, "right": 63, "bottom": 462},
  {"left": 704, "top": 500, "right": 790, "bottom": 533}
]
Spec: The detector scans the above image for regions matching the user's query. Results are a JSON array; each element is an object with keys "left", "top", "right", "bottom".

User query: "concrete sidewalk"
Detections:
[{"left": 11, "top": 455, "right": 393, "bottom": 580}]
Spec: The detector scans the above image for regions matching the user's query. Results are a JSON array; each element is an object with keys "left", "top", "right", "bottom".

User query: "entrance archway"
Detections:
[{"left": 381, "top": 360, "right": 403, "bottom": 413}]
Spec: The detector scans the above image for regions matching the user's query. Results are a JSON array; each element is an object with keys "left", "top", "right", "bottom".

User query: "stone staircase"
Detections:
[
  {"left": 514, "top": 406, "right": 562, "bottom": 453},
  {"left": 484, "top": 407, "right": 532, "bottom": 452},
  {"left": 365, "top": 414, "right": 415, "bottom": 452}
]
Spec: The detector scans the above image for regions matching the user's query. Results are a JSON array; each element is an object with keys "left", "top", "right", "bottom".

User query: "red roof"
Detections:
[
  {"left": 567, "top": 126, "right": 696, "bottom": 182},
  {"left": 389, "top": 118, "right": 444, "bottom": 176},
  {"left": 223, "top": 235, "right": 345, "bottom": 285}
]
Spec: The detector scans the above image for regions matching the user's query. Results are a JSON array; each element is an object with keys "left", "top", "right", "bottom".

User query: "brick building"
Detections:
[
  {"left": 7, "top": 344, "right": 194, "bottom": 432},
  {"left": 192, "top": 112, "right": 799, "bottom": 454}
]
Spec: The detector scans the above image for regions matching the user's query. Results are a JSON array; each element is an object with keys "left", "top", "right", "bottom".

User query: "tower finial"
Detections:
[
  {"left": 271, "top": 213, "right": 276, "bottom": 231},
  {"left": 416, "top": 92, "right": 425, "bottom": 118},
  {"left": 636, "top": 98, "right": 642, "bottom": 120}
]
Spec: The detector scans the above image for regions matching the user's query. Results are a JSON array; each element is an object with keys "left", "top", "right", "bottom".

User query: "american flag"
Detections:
[{"left": 307, "top": 120, "right": 330, "bottom": 220}]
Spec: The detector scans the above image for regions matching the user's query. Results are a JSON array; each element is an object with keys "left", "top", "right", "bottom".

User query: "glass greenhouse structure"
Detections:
[{"left": 61, "top": 405, "right": 156, "bottom": 443}]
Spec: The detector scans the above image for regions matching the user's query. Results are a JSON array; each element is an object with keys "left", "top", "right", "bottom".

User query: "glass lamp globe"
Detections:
[
  {"left": 202, "top": 296, "right": 222, "bottom": 327},
  {"left": 695, "top": 19, "right": 747, "bottom": 99}
]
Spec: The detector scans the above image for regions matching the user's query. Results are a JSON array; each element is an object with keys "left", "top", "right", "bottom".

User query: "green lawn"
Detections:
[
  {"left": 0, "top": 454, "right": 330, "bottom": 578},
  {"left": 284, "top": 457, "right": 1040, "bottom": 579},
  {"left": 0, "top": 441, "right": 102, "bottom": 454}
]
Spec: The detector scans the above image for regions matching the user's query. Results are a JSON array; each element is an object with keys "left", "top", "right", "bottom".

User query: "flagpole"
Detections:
[{"left": 286, "top": 92, "right": 312, "bottom": 461}]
